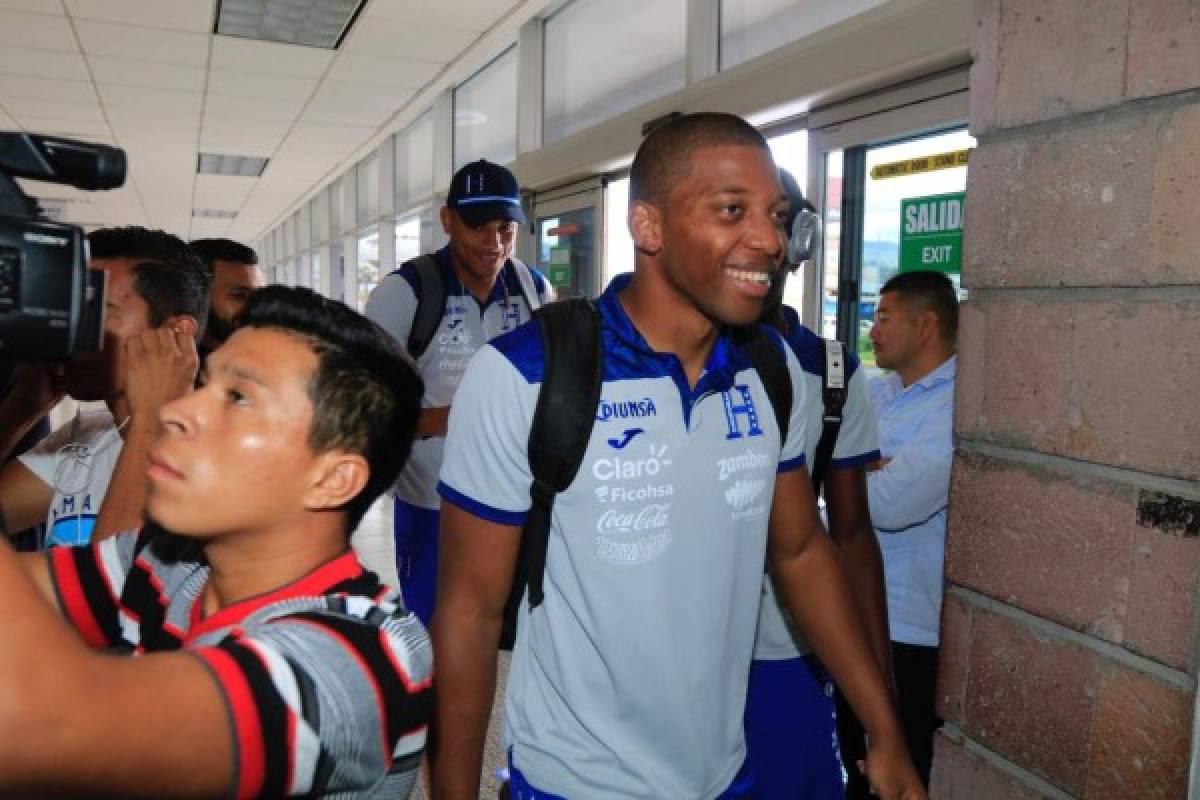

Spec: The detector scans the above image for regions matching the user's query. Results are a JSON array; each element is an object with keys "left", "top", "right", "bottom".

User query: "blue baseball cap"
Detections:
[{"left": 446, "top": 159, "right": 527, "bottom": 226}]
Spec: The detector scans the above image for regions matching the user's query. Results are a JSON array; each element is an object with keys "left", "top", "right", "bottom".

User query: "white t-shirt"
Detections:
[
  {"left": 439, "top": 275, "right": 810, "bottom": 798},
  {"left": 18, "top": 409, "right": 122, "bottom": 547},
  {"left": 365, "top": 249, "right": 552, "bottom": 509}
]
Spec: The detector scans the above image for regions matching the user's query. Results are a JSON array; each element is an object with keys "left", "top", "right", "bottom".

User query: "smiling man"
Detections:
[
  {"left": 430, "top": 113, "right": 923, "bottom": 799},
  {"left": 366, "top": 159, "right": 552, "bottom": 625},
  {"left": 0, "top": 286, "right": 433, "bottom": 798}
]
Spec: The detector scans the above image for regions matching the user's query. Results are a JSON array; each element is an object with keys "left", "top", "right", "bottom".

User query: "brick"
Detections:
[
  {"left": 969, "top": 0, "right": 1001, "bottom": 135},
  {"left": 1127, "top": 0, "right": 1200, "bottom": 99},
  {"left": 1125, "top": 516, "right": 1200, "bottom": 670},
  {"left": 1070, "top": 296, "right": 1200, "bottom": 480},
  {"left": 962, "top": 608, "right": 1099, "bottom": 795},
  {"left": 947, "top": 452, "right": 1135, "bottom": 644},
  {"left": 936, "top": 591, "right": 972, "bottom": 724},
  {"left": 1085, "top": 662, "right": 1192, "bottom": 798},
  {"left": 930, "top": 732, "right": 1054, "bottom": 800},
  {"left": 993, "top": 0, "right": 1129, "bottom": 128},
  {"left": 953, "top": 300, "right": 986, "bottom": 427},
  {"left": 964, "top": 116, "right": 1159, "bottom": 288},
  {"left": 954, "top": 295, "right": 1072, "bottom": 450},
  {"left": 958, "top": 293, "right": 1200, "bottom": 482},
  {"left": 949, "top": 453, "right": 1200, "bottom": 670},
  {"left": 1150, "top": 103, "right": 1200, "bottom": 283}
]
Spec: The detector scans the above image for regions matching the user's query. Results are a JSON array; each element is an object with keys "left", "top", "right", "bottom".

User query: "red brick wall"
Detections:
[{"left": 933, "top": 1, "right": 1200, "bottom": 796}]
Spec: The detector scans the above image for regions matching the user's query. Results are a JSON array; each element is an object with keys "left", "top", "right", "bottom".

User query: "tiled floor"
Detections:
[{"left": 351, "top": 496, "right": 509, "bottom": 800}]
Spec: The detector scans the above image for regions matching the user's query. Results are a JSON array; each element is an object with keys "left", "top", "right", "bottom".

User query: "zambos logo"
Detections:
[{"left": 595, "top": 397, "right": 657, "bottom": 422}]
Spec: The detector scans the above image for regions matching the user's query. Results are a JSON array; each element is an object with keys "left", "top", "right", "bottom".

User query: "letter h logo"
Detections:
[{"left": 722, "top": 384, "right": 763, "bottom": 440}]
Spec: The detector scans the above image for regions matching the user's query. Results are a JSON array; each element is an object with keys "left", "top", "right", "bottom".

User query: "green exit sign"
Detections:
[{"left": 899, "top": 191, "right": 964, "bottom": 275}]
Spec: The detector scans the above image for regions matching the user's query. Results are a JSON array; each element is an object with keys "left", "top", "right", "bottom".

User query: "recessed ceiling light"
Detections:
[
  {"left": 192, "top": 209, "right": 239, "bottom": 219},
  {"left": 197, "top": 153, "right": 269, "bottom": 177},
  {"left": 214, "top": 0, "right": 367, "bottom": 49}
]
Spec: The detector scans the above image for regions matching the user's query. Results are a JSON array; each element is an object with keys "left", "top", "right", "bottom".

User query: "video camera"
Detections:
[{"left": 0, "top": 133, "right": 126, "bottom": 359}]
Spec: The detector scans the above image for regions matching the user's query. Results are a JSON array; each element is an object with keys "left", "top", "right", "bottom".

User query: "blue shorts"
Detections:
[
  {"left": 508, "top": 753, "right": 756, "bottom": 799},
  {"left": 744, "top": 655, "right": 846, "bottom": 800},
  {"left": 392, "top": 499, "right": 439, "bottom": 627}
]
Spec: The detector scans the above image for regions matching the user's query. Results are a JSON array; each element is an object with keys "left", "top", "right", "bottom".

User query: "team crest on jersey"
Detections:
[
  {"left": 722, "top": 384, "right": 764, "bottom": 440},
  {"left": 501, "top": 301, "right": 522, "bottom": 331}
]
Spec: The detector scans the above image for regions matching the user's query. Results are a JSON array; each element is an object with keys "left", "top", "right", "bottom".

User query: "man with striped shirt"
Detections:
[{"left": 0, "top": 286, "right": 433, "bottom": 798}]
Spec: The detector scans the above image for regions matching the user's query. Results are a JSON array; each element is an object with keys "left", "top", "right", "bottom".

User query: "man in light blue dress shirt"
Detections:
[{"left": 847, "top": 270, "right": 957, "bottom": 796}]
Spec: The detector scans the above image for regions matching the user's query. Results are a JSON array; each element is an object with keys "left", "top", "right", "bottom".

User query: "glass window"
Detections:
[
  {"left": 454, "top": 47, "right": 517, "bottom": 169},
  {"left": 308, "top": 197, "right": 321, "bottom": 245},
  {"left": 297, "top": 205, "right": 311, "bottom": 251},
  {"left": 768, "top": 128, "right": 809, "bottom": 315},
  {"left": 395, "top": 215, "right": 422, "bottom": 264},
  {"left": 821, "top": 149, "right": 843, "bottom": 340},
  {"left": 720, "top": 0, "right": 887, "bottom": 70},
  {"left": 282, "top": 217, "right": 295, "bottom": 257},
  {"left": 357, "top": 153, "right": 380, "bottom": 226},
  {"left": 398, "top": 113, "right": 435, "bottom": 205},
  {"left": 356, "top": 227, "right": 380, "bottom": 311},
  {"left": 602, "top": 176, "right": 634, "bottom": 287},
  {"left": 312, "top": 251, "right": 322, "bottom": 294},
  {"left": 544, "top": 0, "right": 685, "bottom": 143},
  {"left": 330, "top": 177, "right": 344, "bottom": 238}
]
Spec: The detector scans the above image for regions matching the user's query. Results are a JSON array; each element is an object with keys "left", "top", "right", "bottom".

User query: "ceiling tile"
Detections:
[
  {"left": 302, "top": 81, "right": 413, "bottom": 126},
  {"left": 194, "top": 173, "right": 259, "bottom": 206},
  {"left": 4, "top": 98, "right": 104, "bottom": 122},
  {"left": 324, "top": 54, "right": 442, "bottom": 89},
  {"left": 197, "top": 134, "right": 280, "bottom": 158},
  {"left": 0, "top": 75, "right": 96, "bottom": 103},
  {"left": 14, "top": 116, "right": 112, "bottom": 138},
  {"left": 204, "top": 92, "right": 305, "bottom": 121},
  {"left": 363, "top": 0, "right": 512, "bottom": 32},
  {"left": 0, "top": 1, "right": 65, "bottom": 13},
  {"left": 206, "top": 69, "right": 319, "bottom": 100},
  {"left": 74, "top": 21, "right": 209, "bottom": 65},
  {"left": 0, "top": 46, "right": 89, "bottom": 80},
  {"left": 202, "top": 115, "right": 292, "bottom": 139},
  {"left": 0, "top": 12, "right": 75, "bottom": 51},
  {"left": 341, "top": 18, "right": 477, "bottom": 61},
  {"left": 98, "top": 84, "right": 203, "bottom": 113},
  {"left": 210, "top": 36, "right": 333, "bottom": 78},
  {"left": 88, "top": 56, "right": 206, "bottom": 92},
  {"left": 66, "top": 0, "right": 213, "bottom": 33}
]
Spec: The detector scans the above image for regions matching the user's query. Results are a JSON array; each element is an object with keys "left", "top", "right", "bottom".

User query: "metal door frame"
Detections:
[{"left": 524, "top": 176, "right": 606, "bottom": 297}]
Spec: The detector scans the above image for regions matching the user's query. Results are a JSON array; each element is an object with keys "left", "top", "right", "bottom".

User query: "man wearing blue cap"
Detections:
[{"left": 366, "top": 159, "right": 553, "bottom": 625}]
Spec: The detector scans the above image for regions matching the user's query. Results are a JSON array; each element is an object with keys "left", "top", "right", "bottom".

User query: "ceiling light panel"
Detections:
[
  {"left": 215, "top": 0, "right": 365, "bottom": 49},
  {"left": 197, "top": 153, "right": 269, "bottom": 176}
]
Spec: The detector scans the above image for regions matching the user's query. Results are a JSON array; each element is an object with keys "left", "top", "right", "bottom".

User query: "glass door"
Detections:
[
  {"left": 527, "top": 178, "right": 605, "bottom": 298},
  {"left": 807, "top": 75, "right": 971, "bottom": 372}
]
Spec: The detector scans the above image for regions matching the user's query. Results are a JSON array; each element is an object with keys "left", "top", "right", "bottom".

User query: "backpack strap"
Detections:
[
  {"left": 499, "top": 297, "right": 603, "bottom": 649},
  {"left": 405, "top": 254, "right": 445, "bottom": 360},
  {"left": 810, "top": 339, "right": 847, "bottom": 495},
  {"left": 509, "top": 257, "right": 544, "bottom": 313},
  {"left": 733, "top": 326, "right": 793, "bottom": 448}
]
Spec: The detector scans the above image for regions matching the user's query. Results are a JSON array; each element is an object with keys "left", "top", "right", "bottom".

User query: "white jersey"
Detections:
[
  {"left": 18, "top": 409, "right": 122, "bottom": 547},
  {"left": 439, "top": 274, "right": 810, "bottom": 798},
  {"left": 752, "top": 322, "right": 880, "bottom": 660},
  {"left": 365, "top": 248, "right": 552, "bottom": 509}
]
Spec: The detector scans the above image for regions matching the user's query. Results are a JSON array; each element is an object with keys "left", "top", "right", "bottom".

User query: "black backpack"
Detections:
[
  {"left": 809, "top": 338, "right": 847, "bottom": 497},
  {"left": 499, "top": 297, "right": 794, "bottom": 649},
  {"left": 403, "top": 254, "right": 543, "bottom": 360}
]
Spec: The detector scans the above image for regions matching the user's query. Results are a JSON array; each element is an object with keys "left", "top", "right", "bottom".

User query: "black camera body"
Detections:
[{"left": 0, "top": 133, "right": 127, "bottom": 360}]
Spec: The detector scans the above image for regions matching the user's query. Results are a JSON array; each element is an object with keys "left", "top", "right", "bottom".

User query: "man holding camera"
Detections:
[{"left": 0, "top": 226, "right": 208, "bottom": 546}]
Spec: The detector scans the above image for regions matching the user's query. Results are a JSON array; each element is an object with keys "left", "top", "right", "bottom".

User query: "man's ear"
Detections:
[
  {"left": 438, "top": 206, "right": 454, "bottom": 236},
  {"left": 164, "top": 315, "right": 200, "bottom": 341},
  {"left": 629, "top": 200, "right": 663, "bottom": 256},
  {"left": 304, "top": 451, "right": 370, "bottom": 513}
]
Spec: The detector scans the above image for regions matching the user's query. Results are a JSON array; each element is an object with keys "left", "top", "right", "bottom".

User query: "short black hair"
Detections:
[
  {"left": 189, "top": 238, "right": 259, "bottom": 269},
  {"left": 88, "top": 226, "right": 210, "bottom": 336},
  {"left": 630, "top": 112, "right": 770, "bottom": 206},
  {"left": 238, "top": 286, "right": 423, "bottom": 533},
  {"left": 880, "top": 270, "right": 959, "bottom": 346}
]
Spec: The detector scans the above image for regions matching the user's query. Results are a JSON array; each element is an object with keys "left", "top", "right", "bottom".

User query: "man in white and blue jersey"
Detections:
[
  {"left": 366, "top": 159, "right": 552, "bottom": 625},
  {"left": 431, "top": 113, "right": 923, "bottom": 799},
  {"left": 746, "top": 171, "right": 892, "bottom": 799}
]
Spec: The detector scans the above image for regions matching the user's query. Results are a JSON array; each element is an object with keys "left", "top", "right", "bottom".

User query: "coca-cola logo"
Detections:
[{"left": 595, "top": 503, "right": 670, "bottom": 535}]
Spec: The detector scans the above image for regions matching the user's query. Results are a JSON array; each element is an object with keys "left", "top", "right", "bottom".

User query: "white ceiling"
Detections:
[{"left": 0, "top": 0, "right": 529, "bottom": 244}]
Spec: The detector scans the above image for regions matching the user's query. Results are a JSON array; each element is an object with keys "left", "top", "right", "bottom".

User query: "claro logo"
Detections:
[{"left": 592, "top": 445, "right": 671, "bottom": 481}]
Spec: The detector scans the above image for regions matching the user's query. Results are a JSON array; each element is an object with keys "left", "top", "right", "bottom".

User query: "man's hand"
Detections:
[
  {"left": 863, "top": 735, "right": 928, "bottom": 799},
  {"left": 417, "top": 406, "right": 451, "bottom": 438},
  {"left": 11, "top": 362, "right": 66, "bottom": 417},
  {"left": 866, "top": 456, "right": 893, "bottom": 473},
  {"left": 124, "top": 325, "right": 199, "bottom": 431}
]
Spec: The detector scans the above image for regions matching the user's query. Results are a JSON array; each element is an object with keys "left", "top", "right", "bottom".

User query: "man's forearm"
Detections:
[
  {"left": 417, "top": 406, "right": 451, "bottom": 438},
  {"left": 92, "top": 421, "right": 156, "bottom": 541},
  {"left": 836, "top": 528, "right": 893, "bottom": 687},
  {"left": 428, "top": 610, "right": 501, "bottom": 800}
]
